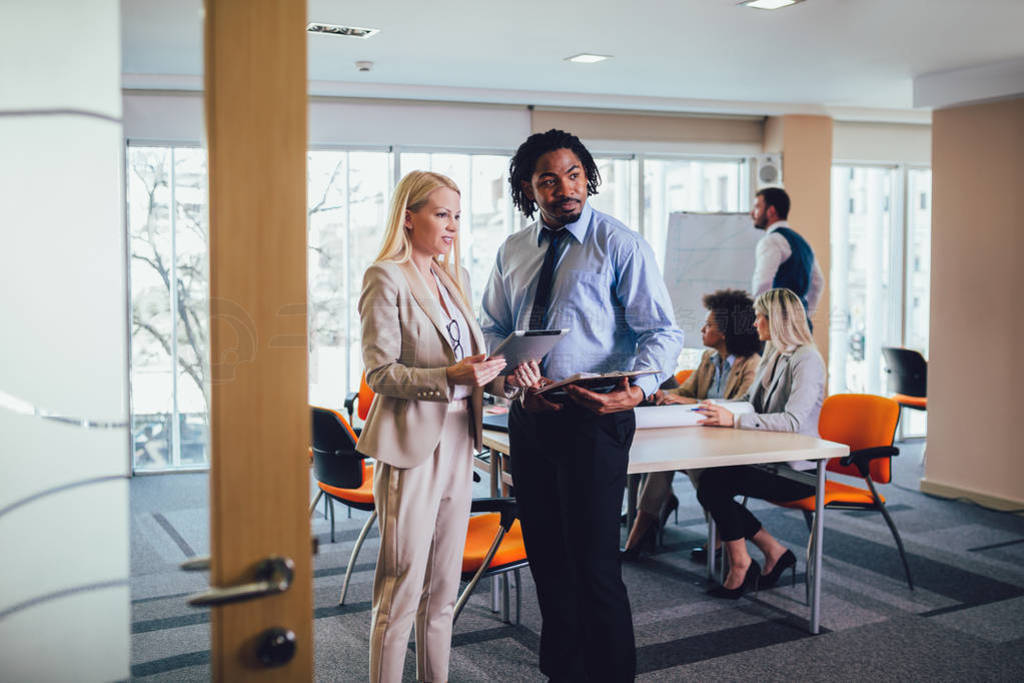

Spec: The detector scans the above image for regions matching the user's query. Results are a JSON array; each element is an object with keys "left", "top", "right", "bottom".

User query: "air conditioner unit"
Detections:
[{"left": 753, "top": 154, "right": 783, "bottom": 190}]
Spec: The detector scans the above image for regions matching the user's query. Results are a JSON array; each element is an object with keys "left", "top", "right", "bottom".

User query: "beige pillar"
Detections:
[
  {"left": 921, "top": 97, "right": 1024, "bottom": 509},
  {"left": 764, "top": 115, "right": 834, "bottom": 366}
]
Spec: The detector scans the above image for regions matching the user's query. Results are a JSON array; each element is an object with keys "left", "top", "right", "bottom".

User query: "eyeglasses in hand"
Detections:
[{"left": 446, "top": 319, "right": 464, "bottom": 361}]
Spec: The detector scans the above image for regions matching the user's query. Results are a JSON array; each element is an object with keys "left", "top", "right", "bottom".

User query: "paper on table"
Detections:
[
  {"left": 705, "top": 399, "right": 756, "bottom": 415},
  {"left": 634, "top": 405, "right": 703, "bottom": 429},
  {"left": 633, "top": 400, "right": 757, "bottom": 430}
]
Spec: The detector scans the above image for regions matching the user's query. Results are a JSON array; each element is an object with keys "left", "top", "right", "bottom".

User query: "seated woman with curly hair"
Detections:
[{"left": 622, "top": 288, "right": 760, "bottom": 560}]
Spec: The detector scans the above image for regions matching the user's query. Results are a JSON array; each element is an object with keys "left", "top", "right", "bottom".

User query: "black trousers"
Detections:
[
  {"left": 696, "top": 465, "right": 815, "bottom": 542},
  {"left": 509, "top": 401, "right": 636, "bottom": 682}
]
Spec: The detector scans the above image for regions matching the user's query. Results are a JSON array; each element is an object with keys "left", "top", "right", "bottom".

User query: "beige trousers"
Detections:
[
  {"left": 637, "top": 469, "right": 704, "bottom": 517},
  {"left": 369, "top": 401, "right": 473, "bottom": 683}
]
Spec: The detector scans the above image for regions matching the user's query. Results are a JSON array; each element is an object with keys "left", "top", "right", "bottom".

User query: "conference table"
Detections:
[{"left": 480, "top": 424, "right": 848, "bottom": 634}]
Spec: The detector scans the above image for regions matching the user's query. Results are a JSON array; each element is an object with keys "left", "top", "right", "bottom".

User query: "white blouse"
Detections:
[{"left": 433, "top": 272, "right": 471, "bottom": 401}]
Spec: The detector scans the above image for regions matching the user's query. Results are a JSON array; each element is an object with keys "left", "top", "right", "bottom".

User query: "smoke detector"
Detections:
[
  {"left": 306, "top": 23, "right": 380, "bottom": 38},
  {"left": 355, "top": 61, "right": 374, "bottom": 72}
]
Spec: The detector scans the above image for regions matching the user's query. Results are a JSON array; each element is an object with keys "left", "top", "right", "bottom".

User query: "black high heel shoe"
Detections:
[
  {"left": 708, "top": 559, "right": 760, "bottom": 600},
  {"left": 621, "top": 523, "right": 657, "bottom": 562},
  {"left": 758, "top": 549, "right": 796, "bottom": 590}
]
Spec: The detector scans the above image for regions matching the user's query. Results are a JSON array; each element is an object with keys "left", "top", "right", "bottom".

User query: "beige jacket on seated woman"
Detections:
[
  {"left": 672, "top": 349, "right": 760, "bottom": 401},
  {"left": 356, "top": 260, "right": 502, "bottom": 468}
]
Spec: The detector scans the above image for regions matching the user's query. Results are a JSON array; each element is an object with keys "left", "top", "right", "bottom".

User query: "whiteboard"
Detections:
[{"left": 662, "top": 212, "right": 762, "bottom": 348}]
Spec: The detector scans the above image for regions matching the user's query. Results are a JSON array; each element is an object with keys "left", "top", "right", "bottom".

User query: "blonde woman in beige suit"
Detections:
[{"left": 357, "top": 171, "right": 537, "bottom": 682}]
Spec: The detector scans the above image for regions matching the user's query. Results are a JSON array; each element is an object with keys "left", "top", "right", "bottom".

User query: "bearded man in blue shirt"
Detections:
[{"left": 481, "top": 129, "right": 684, "bottom": 681}]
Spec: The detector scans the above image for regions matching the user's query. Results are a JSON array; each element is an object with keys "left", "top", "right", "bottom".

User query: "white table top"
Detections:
[{"left": 482, "top": 425, "right": 848, "bottom": 474}]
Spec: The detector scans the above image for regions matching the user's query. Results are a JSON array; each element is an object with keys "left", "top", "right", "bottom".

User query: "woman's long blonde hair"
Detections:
[
  {"left": 754, "top": 288, "right": 814, "bottom": 354},
  {"left": 374, "top": 170, "right": 468, "bottom": 306}
]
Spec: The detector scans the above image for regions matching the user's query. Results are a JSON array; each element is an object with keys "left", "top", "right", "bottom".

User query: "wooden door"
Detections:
[{"left": 204, "top": 0, "right": 311, "bottom": 679}]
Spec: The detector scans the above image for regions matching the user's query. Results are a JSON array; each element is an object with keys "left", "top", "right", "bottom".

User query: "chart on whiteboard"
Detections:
[{"left": 662, "top": 212, "right": 763, "bottom": 348}]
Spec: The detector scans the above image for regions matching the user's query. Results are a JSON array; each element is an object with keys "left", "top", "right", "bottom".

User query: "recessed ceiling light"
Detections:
[
  {"left": 566, "top": 53, "right": 611, "bottom": 64},
  {"left": 740, "top": 0, "right": 804, "bottom": 9},
  {"left": 306, "top": 23, "right": 380, "bottom": 38}
]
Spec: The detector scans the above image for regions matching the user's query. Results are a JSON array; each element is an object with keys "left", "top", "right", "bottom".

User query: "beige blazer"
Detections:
[
  {"left": 356, "top": 260, "right": 500, "bottom": 469},
  {"left": 675, "top": 350, "right": 760, "bottom": 401}
]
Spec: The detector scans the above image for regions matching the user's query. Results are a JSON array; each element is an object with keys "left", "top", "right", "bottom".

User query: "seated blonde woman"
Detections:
[
  {"left": 695, "top": 287, "right": 825, "bottom": 599},
  {"left": 622, "top": 289, "right": 760, "bottom": 561}
]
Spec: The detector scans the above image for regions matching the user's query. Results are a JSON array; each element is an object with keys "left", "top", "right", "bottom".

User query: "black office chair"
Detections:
[
  {"left": 881, "top": 347, "right": 927, "bottom": 454},
  {"left": 881, "top": 347, "right": 927, "bottom": 412},
  {"left": 310, "top": 406, "right": 377, "bottom": 605}
]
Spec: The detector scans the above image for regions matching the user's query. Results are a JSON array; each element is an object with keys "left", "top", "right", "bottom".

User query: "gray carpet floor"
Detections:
[{"left": 129, "top": 440, "right": 1024, "bottom": 681}]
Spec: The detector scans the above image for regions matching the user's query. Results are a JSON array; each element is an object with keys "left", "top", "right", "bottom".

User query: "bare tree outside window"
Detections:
[{"left": 128, "top": 146, "right": 209, "bottom": 470}]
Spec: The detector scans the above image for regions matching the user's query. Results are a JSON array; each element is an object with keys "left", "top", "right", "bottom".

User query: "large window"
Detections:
[
  {"left": 127, "top": 146, "right": 210, "bottom": 471},
  {"left": 398, "top": 152, "right": 520, "bottom": 313},
  {"left": 590, "top": 156, "right": 640, "bottom": 234},
  {"left": 830, "top": 164, "right": 931, "bottom": 436},
  {"left": 127, "top": 143, "right": 746, "bottom": 471},
  {"left": 643, "top": 157, "right": 747, "bottom": 267},
  {"left": 307, "top": 150, "right": 391, "bottom": 410}
]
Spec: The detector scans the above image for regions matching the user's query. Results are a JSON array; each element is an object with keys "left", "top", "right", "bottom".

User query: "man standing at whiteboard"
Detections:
[{"left": 750, "top": 187, "right": 825, "bottom": 328}]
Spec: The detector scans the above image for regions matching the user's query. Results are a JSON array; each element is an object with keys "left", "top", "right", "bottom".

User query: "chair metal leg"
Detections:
[
  {"left": 805, "top": 512, "right": 815, "bottom": 606},
  {"left": 328, "top": 497, "right": 336, "bottom": 543},
  {"left": 308, "top": 489, "right": 323, "bottom": 517},
  {"left": 865, "top": 477, "right": 915, "bottom": 590},
  {"left": 707, "top": 516, "right": 717, "bottom": 581},
  {"left": 323, "top": 494, "right": 330, "bottom": 519},
  {"left": 338, "top": 510, "right": 377, "bottom": 605},
  {"left": 453, "top": 526, "right": 508, "bottom": 626},
  {"left": 514, "top": 568, "right": 521, "bottom": 625},
  {"left": 802, "top": 505, "right": 815, "bottom": 603},
  {"left": 501, "top": 573, "right": 511, "bottom": 623}
]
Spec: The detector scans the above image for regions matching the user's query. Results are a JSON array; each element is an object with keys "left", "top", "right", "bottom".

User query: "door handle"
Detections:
[
  {"left": 186, "top": 556, "right": 294, "bottom": 607},
  {"left": 181, "top": 556, "right": 211, "bottom": 571}
]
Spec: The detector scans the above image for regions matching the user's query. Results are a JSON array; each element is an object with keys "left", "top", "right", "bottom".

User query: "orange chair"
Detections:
[
  {"left": 774, "top": 394, "right": 913, "bottom": 590},
  {"left": 454, "top": 498, "right": 529, "bottom": 625},
  {"left": 310, "top": 406, "right": 376, "bottom": 605},
  {"left": 344, "top": 372, "right": 375, "bottom": 433},
  {"left": 674, "top": 369, "right": 695, "bottom": 386},
  {"left": 313, "top": 405, "right": 523, "bottom": 616}
]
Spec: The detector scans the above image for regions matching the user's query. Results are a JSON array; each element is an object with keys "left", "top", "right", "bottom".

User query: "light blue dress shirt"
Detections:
[
  {"left": 480, "top": 202, "right": 684, "bottom": 398},
  {"left": 707, "top": 354, "right": 735, "bottom": 399}
]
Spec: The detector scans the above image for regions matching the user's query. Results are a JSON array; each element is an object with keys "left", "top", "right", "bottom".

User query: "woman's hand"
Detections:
[
  {"left": 654, "top": 391, "right": 697, "bottom": 406},
  {"left": 506, "top": 360, "right": 543, "bottom": 390},
  {"left": 695, "top": 401, "right": 735, "bottom": 427},
  {"left": 446, "top": 354, "right": 507, "bottom": 387}
]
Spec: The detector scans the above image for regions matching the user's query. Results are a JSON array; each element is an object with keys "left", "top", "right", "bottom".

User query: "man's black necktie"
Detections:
[{"left": 528, "top": 229, "right": 564, "bottom": 330}]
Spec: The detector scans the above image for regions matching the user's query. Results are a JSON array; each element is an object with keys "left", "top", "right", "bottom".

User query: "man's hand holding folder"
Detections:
[
  {"left": 564, "top": 378, "right": 644, "bottom": 415},
  {"left": 520, "top": 370, "right": 655, "bottom": 415}
]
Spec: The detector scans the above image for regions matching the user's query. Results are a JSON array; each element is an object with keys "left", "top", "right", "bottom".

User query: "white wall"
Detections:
[
  {"left": 833, "top": 121, "right": 931, "bottom": 164},
  {"left": 124, "top": 91, "right": 531, "bottom": 149},
  {"left": 0, "top": 1, "right": 130, "bottom": 680}
]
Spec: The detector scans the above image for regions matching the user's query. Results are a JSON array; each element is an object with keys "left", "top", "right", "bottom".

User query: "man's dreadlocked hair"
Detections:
[{"left": 508, "top": 129, "right": 601, "bottom": 220}]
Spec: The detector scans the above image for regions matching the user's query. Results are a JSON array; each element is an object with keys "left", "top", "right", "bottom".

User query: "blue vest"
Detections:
[{"left": 771, "top": 227, "right": 815, "bottom": 313}]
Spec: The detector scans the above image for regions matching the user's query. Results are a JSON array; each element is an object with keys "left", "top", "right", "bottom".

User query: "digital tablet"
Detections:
[{"left": 489, "top": 329, "right": 569, "bottom": 375}]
